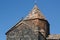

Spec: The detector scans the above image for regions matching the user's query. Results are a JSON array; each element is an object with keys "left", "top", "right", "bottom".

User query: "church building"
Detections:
[{"left": 6, "top": 4, "right": 60, "bottom": 40}]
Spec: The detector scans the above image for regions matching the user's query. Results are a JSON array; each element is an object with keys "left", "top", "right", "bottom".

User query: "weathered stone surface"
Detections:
[
  {"left": 47, "top": 34, "right": 60, "bottom": 39},
  {"left": 7, "top": 23, "right": 39, "bottom": 40},
  {"left": 6, "top": 5, "right": 50, "bottom": 40},
  {"left": 24, "top": 5, "right": 45, "bottom": 20}
]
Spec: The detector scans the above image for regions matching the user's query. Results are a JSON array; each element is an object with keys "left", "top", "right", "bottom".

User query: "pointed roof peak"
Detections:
[
  {"left": 24, "top": 5, "right": 46, "bottom": 20},
  {"left": 34, "top": 4, "right": 38, "bottom": 8},
  {"left": 33, "top": 4, "right": 39, "bottom": 10}
]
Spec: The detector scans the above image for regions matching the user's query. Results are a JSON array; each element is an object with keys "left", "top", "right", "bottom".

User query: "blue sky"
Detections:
[{"left": 0, "top": 0, "right": 60, "bottom": 40}]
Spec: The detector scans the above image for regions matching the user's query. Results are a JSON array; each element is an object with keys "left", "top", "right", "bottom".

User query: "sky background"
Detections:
[{"left": 0, "top": 0, "right": 60, "bottom": 40}]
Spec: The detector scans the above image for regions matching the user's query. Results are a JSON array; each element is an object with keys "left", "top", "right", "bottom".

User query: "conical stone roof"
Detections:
[{"left": 24, "top": 5, "right": 45, "bottom": 20}]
